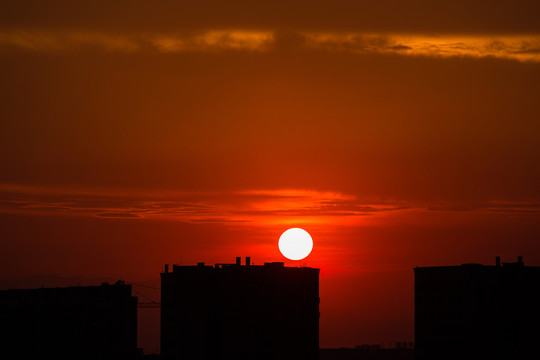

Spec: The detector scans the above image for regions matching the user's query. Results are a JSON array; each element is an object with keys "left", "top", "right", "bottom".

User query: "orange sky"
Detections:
[{"left": 1, "top": 0, "right": 540, "bottom": 354}]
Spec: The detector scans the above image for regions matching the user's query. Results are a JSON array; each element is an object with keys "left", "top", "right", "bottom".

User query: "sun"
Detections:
[{"left": 278, "top": 228, "right": 313, "bottom": 260}]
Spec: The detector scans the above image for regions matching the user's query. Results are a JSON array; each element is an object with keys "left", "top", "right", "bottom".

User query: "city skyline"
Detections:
[{"left": 1, "top": 0, "right": 540, "bottom": 355}]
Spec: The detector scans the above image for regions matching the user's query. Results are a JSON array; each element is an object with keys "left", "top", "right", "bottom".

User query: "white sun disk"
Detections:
[{"left": 278, "top": 228, "right": 313, "bottom": 260}]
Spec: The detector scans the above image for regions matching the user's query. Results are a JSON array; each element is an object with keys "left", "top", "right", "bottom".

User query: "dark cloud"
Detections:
[
  {"left": 95, "top": 212, "right": 141, "bottom": 218},
  {"left": 390, "top": 45, "right": 412, "bottom": 51},
  {"left": 515, "top": 48, "right": 540, "bottom": 55}
]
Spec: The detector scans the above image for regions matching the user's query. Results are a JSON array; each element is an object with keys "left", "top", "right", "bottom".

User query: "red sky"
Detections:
[{"left": 1, "top": 0, "right": 540, "bottom": 354}]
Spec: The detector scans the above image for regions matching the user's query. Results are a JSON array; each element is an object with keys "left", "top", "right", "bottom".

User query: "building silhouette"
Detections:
[
  {"left": 320, "top": 343, "right": 414, "bottom": 360},
  {"left": 161, "top": 257, "right": 319, "bottom": 360},
  {"left": 414, "top": 256, "right": 540, "bottom": 360},
  {"left": 0, "top": 280, "right": 138, "bottom": 360}
]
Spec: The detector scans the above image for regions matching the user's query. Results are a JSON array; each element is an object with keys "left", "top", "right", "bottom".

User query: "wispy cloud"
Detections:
[
  {"left": 0, "top": 31, "right": 140, "bottom": 52},
  {"left": 1, "top": 184, "right": 537, "bottom": 227},
  {"left": 1, "top": 29, "right": 540, "bottom": 62},
  {"left": 302, "top": 33, "right": 540, "bottom": 62},
  {"left": 0, "top": 184, "right": 409, "bottom": 226},
  {"left": 0, "top": 30, "right": 274, "bottom": 53},
  {"left": 484, "top": 201, "right": 540, "bottom": 215},
  {"left": 149, "top": 31, "right": 274, "bottom": 52}
]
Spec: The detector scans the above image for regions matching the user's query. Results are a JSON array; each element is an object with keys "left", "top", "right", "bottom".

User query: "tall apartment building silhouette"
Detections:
[
  {"left": 161, "top": 257, "right": 320, "bottom": 360},
  {"left": 0, "top": 281, "right": 138, "bottom": 360},
  {"left": 414, "top": 257, "right": 540, "bottom": 360}
]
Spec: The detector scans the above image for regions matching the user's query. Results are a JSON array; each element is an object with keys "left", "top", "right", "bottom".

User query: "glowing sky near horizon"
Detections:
[{"left": 1, "top": 0, "right": 540, "bottom": 354}]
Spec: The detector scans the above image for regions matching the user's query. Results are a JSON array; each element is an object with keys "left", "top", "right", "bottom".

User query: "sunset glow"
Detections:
[{"left": 1, "top": 0, "right": 540, "bottom": 355}]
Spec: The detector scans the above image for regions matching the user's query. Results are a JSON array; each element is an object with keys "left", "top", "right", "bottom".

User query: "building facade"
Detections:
[
  {"left": 161, "top": 257, "right": 319, "bottom": 360},
  {"left": 414, "top": 257, "right": 540, "bottom": 360},
  {"left": 0, "top": 281, "right": 138, "bottom": 359},
  {"left": 319, "top": 344, "right": 414, "bottom": 360}
]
